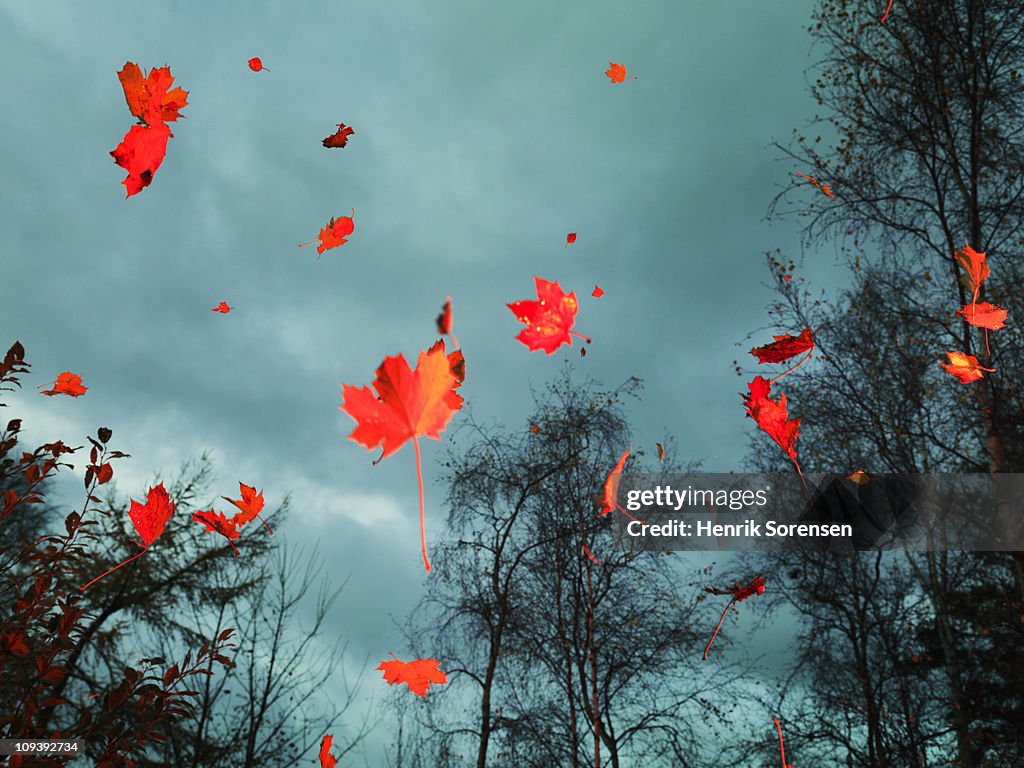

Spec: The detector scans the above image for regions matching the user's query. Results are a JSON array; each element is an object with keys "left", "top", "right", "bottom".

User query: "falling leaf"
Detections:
[
  {"left": 794, "top": 171, "right": 834, "bottom": 199},
  {"left": 340, "top": 342, "right": 464, "bottom": 572},
  {"left": 323, "top": 123, "right": 355, "bottom": 148},
  {"left": 567, "top": 232, "right": 577, "bottom": 245},
  {"left": 846, "top": 470, "right": 870, "bottom": 485},
  {"left": 435, "top": 296, "right": 460, "bottom": 349},
  {"left": 377, "top": 654, "right": 448, "bottom": 697},
  {"left": 192, "top": 509, "right": 240, "bottom": 556},
  {"left": 741, "top": 377, "right": 800, "bottom": 464},
  {"left": 111, "top": 63, "right": 186, "bottom": 197},
  {"left": 508, "top": 277, "right": 591, "bottom": 354},
  {"left": 750, "top": 328, "right": 815, "bottom": 364},
  {"left": 223, "top": 482, "right": 272, "bottom": 535},
  {"left": 248, "top": 57, "right": 268, "bottom": 72},
  {"left": 117, "top": 62, "right": 188, "bottom": 124},
  {"left": 39, "top": 372, "right": 88, "bottom": 398},
  {"left": 111, "top": 122, "right": 172, "bottom": 197},
  {"left": 939, "top": 351, "right": 994, "bottom": 384},
  {"left": 298, "top": 210, "right": 355, "bottom": 258},
  {"left": 597, "top": 449, "right": 630, "bottom": 517},
  {"left": 955, "top": 243, "right": 989, "bottom": 303},
  {"left": 956, "top": 301, "right": 1008, "bottom": 330},
  {"left": 703, "top": 575, "right": 765, "bottom": 660},
  {"left": 531, "top": 425, "right": 540, "bottom": 434},
  {"left": 81, "top": 484, "right": 175, "bottom": 590},
  {"left": 318, "top": 735, "right": 338, "bottom": 768},
  {"left": 605, "top": 62, "right": 636, "bottom": 83},
  {"left": 211, "top": 301, "right": 232, "bottom": 314},
  {"left": 656, "top": 442, "right": 665, "bottom": 462},
  {"left": 592, "top": 285, "right": 605, "bottom": 298}
]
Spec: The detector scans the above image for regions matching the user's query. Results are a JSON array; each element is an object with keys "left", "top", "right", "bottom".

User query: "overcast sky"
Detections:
[{"left": 1, "top": 0, "right": 842, "bottom": 762}]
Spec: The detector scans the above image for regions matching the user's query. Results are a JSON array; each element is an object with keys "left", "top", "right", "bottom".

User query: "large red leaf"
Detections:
[
  {"left": 376, "top": 654, "right": 448, "bottom": 697},
  {"left": 508, "top": 277, "right": 591, "bottom": 354},
  {"left": 741, "top": 377, "right": 800, "bottom": 463},
  {"left": 111, "top": 122, "right": 172, "bottom": 198},
  {"left": 955, "top": 243, "right": 989, "bottom": 303},
  {"left": 81, "top": 484, "right": 175, "bottom": 590},
  {"left": 340, "top": 342, "right": 464, "bottom": 572},
  {"left": 117, "top": 62, "right": 188, "bottom": 125},
  {"left": 939, "top": 351, "right": 994, "bottom": 384},
  {"left": 956, "top": 301, "right": 1008, "bottom": 330},
  {"left": 750, "top": 328, "right": 815, "bottom": 364}
]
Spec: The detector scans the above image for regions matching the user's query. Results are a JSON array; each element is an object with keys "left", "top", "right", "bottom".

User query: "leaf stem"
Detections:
[
  {"left": 703, "top": 597, "right": 736, "bottom": 661},
  {"left": 769, "top": 349, "right": 813, "bottom": 386},
  {"left": 413, "top": 436, "right": 431, "bottom": 573},
  {"left": 80, "top": 547, "right": 147, "bottom": 591},
  {"left": 570, "top": 330, "right": 592, "bottom": 344}
]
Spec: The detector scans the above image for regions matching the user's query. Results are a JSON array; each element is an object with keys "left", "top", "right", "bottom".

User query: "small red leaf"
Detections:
[
  {"left": 39, "top": 372, "right": 88, "bottom": 398},
  {"left": 508, "top": 277, "right": 591, "bottom": 354},
  {"left": 567, "top": 232, "right": 577, "bottom": 245},
  {"left": 193, "top": 509, "right": 241, "bottom": 556},
  {"left": 223, "top": 482, "right": 272, "bottom": 535},
  {"left": 318, "top": 735, "right": 338, "bottom": 768},
  {"left": 248, "top": 57, "right": 268, "bottom": 72},
  {"left": 323, "top": 123, "right": 355, "bottom": 148},
  {"left": 592, "top": 285, "right": 604, "bottom": 298},
  {"left": 211, "top": 301, "right": 232, "bottom": 314},
  {"left": 605, "top": 62, "right": 637, "bottom": 83},
  {"left": 376, "top": 655, "right": 448, "bottom": 696},
  {"left": 298, "top": 210, "right": 355, "bottom": 257}
]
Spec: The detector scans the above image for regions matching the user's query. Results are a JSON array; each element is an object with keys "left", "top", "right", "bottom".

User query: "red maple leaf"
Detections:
[
  {"left": 39, "top": 372, "right": 87, "bottom": 398},
  {"left": 318, "top": 735, "right": 338, "bottom": 768},
  {"left": 111, "top": 63, "right": 186, "bottom": 197},
  {"left": 323, "top": 123, "right": 355, "bottom": 148},
  {"left": 508, "top": 277, "right": 591, "bottom": 354},
  {"left": 376, "top": 654, "right": 448, "bottom": 697},
  {"left": 703, "top": 575, "right": 765, "bottom": 660},
  {"left": 223, "top": 482, "right": 272, "bottom": 535},
  {"left": 117, "top": 62, "right": 188, "bottom": 125},
  {"left": 298, "top": 210, "right": 355, "bottom": 258},
  {"left": 567, "top": 232, "right": 577, "bottom": 245},
  {"left": 605, "top": 62, "right": 637, "bottom": 83},
  {"left": 939, "top": 351, "right": 994, "bottom": 384},
  {"left": 211, "top": 301, "right": 232, "bottom": 314},
  {"left": 742, "top": 377, "right": 800, "bottom": 462},
  {"left": 81, "top": 484, "right": 175, "bottom": 590},
  {"left": 248, "top": 57, "right": 269, "bottom": 72},
  {"left": 750, "top": 328, "right": 816, "bottom": 364},
  {"left": 340, "top": 342, "right": 464, "bottom": 572},
  {"left": 111, "top": 122, "right": 172, "bottom": 197},
  {"left": 192, "top": 509, "right": 241, "bottom": 556},
  {"left": 956, "top": 301, "right": 1008, "bottom": 330},
  {"left": 955, "top": 243, "right": 989, "bottom": 303},
  {"left": 435, "top": 296, "right": 460, "bottom": 349},
  {"left": 592, "top": 285, "right": 605, "bottom": 298}
]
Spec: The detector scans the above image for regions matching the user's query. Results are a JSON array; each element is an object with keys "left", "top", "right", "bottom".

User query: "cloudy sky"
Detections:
[{"left": 1, "top": 0, "right": 845, "bottom": 761}]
